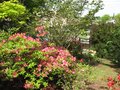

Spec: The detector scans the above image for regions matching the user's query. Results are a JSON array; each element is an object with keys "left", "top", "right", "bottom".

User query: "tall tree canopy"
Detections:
[{"left": 35, "top": 0, "right": 103, "bottom": 49}]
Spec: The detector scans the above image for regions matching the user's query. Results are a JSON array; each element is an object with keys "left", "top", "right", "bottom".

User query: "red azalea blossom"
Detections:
[
  {"left": 107, "top": 80, "right": 115, "bottom": 88},
  {"left": 117, "top": 74, "right": 120, "bottom": 81}
]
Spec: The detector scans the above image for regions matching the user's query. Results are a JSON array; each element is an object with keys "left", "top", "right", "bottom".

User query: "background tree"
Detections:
[
  {"left": 35, "top": 0, "right": 103, "bottom": 55},
  {"left": 101, "top": 14, "right": 111, "bottom": 23},
  {"left": 91, "top": 13, "right": 120, "bottom": 64},
  {"left": 114, "top": 13, "right": 120, "bottom": 28},
  {"left": 91, "top": 14, "right": 115, "bottom": 58}
]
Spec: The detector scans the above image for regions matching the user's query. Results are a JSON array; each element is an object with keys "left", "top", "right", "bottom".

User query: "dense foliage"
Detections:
[
  {"left": 0, "top": 0, "right": 29, "bottom": 33},
  {"left": 91, "top": 14, "right": 120, "bottom": 64},
  {"left": 106, "top": 29, "right": 120, "bottom": 64},
  {"left": 91, "top": 22, "right": 115, "bottom": 58}
]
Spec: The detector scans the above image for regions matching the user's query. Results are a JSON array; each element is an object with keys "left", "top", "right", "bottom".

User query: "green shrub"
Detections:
[
  {"left": 0, "top": 1, "right": 26, "bottom": 20},
  {"left": 91, "top": 22, "right": 120, "bottom": 64},
  {"left": 107, "top": 29, "right": 120, "bottom": 64},
  {"left": 91, "top": 23, "right": 115, "bottom": 58},
  {"left": 0, "top": 0, "right": 32, "bottom": 34},
  {"left": 82, "top": 49, "right": 99, "bottom": 65}
]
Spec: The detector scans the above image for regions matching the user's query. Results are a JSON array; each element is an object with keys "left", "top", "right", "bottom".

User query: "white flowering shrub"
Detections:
[{"left": 82, "top": 49, "right": 98, "bottom": 64}]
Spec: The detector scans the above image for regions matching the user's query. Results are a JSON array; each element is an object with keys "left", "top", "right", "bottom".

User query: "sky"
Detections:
[{"left": 95, "top": 0, "right": 120, "bottom": 16}]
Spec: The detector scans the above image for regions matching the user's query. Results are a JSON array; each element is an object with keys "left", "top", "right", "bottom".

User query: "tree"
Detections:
[
  {"left": 37, "top": 0, "right": 103, "bottom": 51},
  {"left": 101, "top": 14, "right": 111, "bottom": 23},
  {"left": 114, "top": 13, "right": 120, "bottom": 28},
  {"left": 91, "top": 14, "right": 116, "bottom": 58},
  {"left": 0, "top": 0, "right": 29, "bottom": 34}
]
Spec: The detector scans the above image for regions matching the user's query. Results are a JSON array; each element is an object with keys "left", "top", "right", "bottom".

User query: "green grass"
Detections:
[
  {"left": 71, "top": 58, "right": 120, "bottom": 90},
  {"left": 89, "top": 59, "right": 118, "bottom": 82}
]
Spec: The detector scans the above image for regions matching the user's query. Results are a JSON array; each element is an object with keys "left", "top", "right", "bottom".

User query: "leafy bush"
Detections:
[
  {"left": 107, "top": 29, "right": 120, "bottom": 64},
  {"left": 0, "top": 1, "right": 26, "bottom": 20},
  {"left": 91, "top": 15, "right": 120, "bottom": 64},
  {"left": 0, "top": 0, "right": 33, "bottom": 34},
  {"left": 91, "top": 23, "right": 115, "bottom": 58},
  {"left": 82, "top": 49, "right": 98, "bottom": 65},
  {"left": 0, "top": 33, "right": 76, "bottom": 89}
]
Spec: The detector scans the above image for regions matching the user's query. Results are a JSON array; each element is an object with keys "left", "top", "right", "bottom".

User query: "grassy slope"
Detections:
[{"left": 88, "top": 59, "right": 120, "bottom": 90}]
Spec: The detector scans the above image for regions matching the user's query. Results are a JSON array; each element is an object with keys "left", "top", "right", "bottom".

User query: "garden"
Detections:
[{"left": 0, "top": 0, "right": 120, "bottom": 90}]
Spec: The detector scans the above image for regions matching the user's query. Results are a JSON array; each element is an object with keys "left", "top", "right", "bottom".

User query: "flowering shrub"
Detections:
[
  {"left": 82, "top": 49, "right": 96, "bottom": 57},
  {"left": 0, "top": 32, "right": 76, "bottom": 89},
  {"left": 82, "top": 49, "right": 98, "bottom": 64},
  {"left": 107, "top": 74, "right": 120, "bottom": 90}
]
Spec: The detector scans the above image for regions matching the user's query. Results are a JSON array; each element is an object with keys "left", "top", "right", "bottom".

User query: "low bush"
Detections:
[{"left": 0, "top": 32, "right": 76, "bottom": 89}]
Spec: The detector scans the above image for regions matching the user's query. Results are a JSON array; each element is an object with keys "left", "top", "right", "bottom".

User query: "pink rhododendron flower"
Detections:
[
  {"left": 8, "top": 33, "right": 40, "bottom": 44},
  {"left": 35, "top": 26, "right": 44, "bottom": 31},
  {"left": 71, "top": 56, "right": 76, "bottom": 61},
  {"left": 35, "top": 26, "right": 47, "bottom": 37},
  {"left": 15, "top": 56, "right": 21, "bottom": 61},
  {"left": 2, "top": 40, "right": 6, "bottom": 43},
  {"left": 80, "top": 59, "right": 84, "bottom": 63},
  {"left": 72, "top": 70, "right": 75, "bottom": 74},
  {"left": 23, "top": 63, "right": 28, "bottom": 67},
  {"left": 62, "top": 60, "right": 68, "bottom": 66},
  {"left": 12, "top": 71, "right": 17, "bottom": 78},
  {"left": 24, "top": 83, "right": 33, "bottom": 89},
  {"left": 37, "top": 67, "right": 41, "bottom": 71},
  {"left": 36, "top": 73, "right": 40, "bottom": 77}
]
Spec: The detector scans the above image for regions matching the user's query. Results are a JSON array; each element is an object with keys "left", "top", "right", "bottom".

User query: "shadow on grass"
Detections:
[
  {"left": 99, "top": 60, "right": 120, "bottom": 74},
  {"left": 86, "top": 85, "right": 108, "bottom": 90}
]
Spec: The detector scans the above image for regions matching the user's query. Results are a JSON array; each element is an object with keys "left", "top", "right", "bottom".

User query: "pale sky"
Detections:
[{"left": 95, "top": 0, "right": 120, "bottom": 16}]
